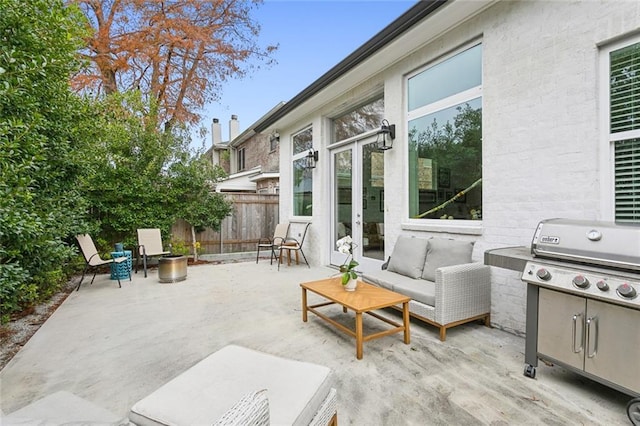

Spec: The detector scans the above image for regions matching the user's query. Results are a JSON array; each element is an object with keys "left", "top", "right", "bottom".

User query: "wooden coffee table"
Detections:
[{"left": 300, "top": 277, "right": 411, "bottom": 360}]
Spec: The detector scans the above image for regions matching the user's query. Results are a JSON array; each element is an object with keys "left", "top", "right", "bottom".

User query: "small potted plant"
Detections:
[{"left": 336, "top": 235, "right": 359, "bottom": 291}]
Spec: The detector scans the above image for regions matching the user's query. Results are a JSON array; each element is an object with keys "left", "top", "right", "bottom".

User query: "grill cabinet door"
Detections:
[
  {"left": 537, "top": 288, "right": 585, "bottom": 370},
  {"left": 584, "top": 299, "right": 640, "bottom": 394}
]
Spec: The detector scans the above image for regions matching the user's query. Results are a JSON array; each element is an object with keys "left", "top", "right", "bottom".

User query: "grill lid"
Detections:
[{"left": 531, "top": 218, "right": 640, "bottom": 272}]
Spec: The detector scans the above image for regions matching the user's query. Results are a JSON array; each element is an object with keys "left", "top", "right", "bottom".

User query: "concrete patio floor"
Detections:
[{"left": 0, "top": 261, "right": 632, "bottom": 424}]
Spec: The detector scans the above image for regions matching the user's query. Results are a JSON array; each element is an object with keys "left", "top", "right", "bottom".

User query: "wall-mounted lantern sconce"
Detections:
[
  {"left": 305, "top": 149, "right": 319, "bottom": 169},
  {"left": 269, "top": 130, "right": 280, "bottom": 143},
  {"left": 376, "top": 119, "right": 395, "bottom": 151}
]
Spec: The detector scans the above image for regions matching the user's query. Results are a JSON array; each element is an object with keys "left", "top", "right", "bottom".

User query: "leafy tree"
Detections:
[
  {"left": 0, "top": 0, "right": 91, "bottom": 321},
  {"left": 168, "top": 153, "right": 232, "bottom": 260},
  {"left": 79, "top": 91, "right": 232, "bottom": 253},
  {"left": 72, "top": 0, "right": 277, "bottom": 127}
]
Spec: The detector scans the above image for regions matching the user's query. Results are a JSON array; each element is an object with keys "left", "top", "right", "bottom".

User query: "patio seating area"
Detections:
[{"left": 0, "top": 261, "right": 631, "bottom": 424}]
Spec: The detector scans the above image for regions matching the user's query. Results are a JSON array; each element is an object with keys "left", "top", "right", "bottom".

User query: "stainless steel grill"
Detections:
[{"left": 486, "top": 218, "right": 640, "bottom": 424}]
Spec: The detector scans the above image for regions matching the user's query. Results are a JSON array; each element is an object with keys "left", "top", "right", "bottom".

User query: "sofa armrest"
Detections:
[{"left": 434, "top": 262, "right": 491, "bottom": 325}]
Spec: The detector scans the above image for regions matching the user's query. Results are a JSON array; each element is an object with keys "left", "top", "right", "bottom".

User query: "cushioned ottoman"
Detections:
[{"left": 129, "top": 345, "right": 337, "bottom": 426}]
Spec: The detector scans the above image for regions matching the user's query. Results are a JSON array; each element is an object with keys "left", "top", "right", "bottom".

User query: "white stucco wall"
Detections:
[{"left": 277, "top": 0, "right": 640, "bottom": 336}]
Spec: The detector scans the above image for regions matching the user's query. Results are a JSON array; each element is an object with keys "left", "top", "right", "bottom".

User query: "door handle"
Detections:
[
  {"left": 586, "top": 316, "right": 598, "bottom": 358},
  {"left": 572, "top": 313, "right": 584, "bottom": 354}
]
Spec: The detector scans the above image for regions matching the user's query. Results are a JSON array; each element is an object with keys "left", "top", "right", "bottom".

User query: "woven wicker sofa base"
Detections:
[{"left": 389, "top": 301, "right": 491, "bottom": 341}]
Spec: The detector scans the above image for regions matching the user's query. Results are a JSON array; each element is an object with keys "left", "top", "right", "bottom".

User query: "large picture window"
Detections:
[
  {"left": 407, "top": 44, "right": 482, "bottom": 221},
  {"left": 608, "top": 39, "right": 640, "bottom": 223},
  {"left": 292, "top": 127, "right": 313, "bottom": 216}
]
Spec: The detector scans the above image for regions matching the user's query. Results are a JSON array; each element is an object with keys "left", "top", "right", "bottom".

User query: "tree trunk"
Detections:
[{"left": 191, "top": 225, "right": 198, "bottom": 262}]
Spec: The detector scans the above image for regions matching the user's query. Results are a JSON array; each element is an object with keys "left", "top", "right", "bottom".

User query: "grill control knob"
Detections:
[
  {"left": 596, "top": 280, "right": 609, "bottom": 291},
  {"left": 536, "top": 268, "right": 551, "bottom": 281},
  {"left": 572, "top": 275, "right": 589, "bottom": 289},
  {"left": 617, "top": 283, "right": 637, "bottom": 299}
]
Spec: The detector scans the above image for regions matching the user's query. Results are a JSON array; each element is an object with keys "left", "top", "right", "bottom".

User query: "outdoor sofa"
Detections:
[{"left": 361, "top": 235, "right": 491, "bottom": 341}]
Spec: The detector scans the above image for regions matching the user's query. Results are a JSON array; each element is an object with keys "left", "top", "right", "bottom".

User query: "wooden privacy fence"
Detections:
[{"left": 170, "top": 193, "right": 279, "bottom": 254}]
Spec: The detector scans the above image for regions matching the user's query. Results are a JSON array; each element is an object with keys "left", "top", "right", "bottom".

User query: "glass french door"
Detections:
[{"left": 331, "top": 137, "right": 385, "bottom": 273}]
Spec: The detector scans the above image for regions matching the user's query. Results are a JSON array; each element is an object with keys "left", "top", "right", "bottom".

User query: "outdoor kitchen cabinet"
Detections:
[{"left": 537, "top": 287, "right": 640, "bottom": 395}]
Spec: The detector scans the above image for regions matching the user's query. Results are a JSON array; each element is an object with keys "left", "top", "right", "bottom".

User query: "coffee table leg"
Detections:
[
  {"left": 302, "top": 288, "right": 308, "bottom": 322},
  {"left": 403, "top": 301, "right": 410, "bottom": 344},
  {"left": 356, "top": 312, "right": 363, "bottom": 359}
]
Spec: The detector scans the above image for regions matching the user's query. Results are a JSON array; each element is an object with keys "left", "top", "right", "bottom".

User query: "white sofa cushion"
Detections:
[
  {"left": 392, "top": 278, "right": 436, "bottom": 307},
  {"left": 212, "top": 389, "right": 270, "bottom": 426},
  {"left": 422, "top": 238, "right": 473, "bottom": 281},
  {"left": 129, "top": 345, "right": 334, "bottom": 426},
  {"left": 386, "top": 236, "right": 429, "bottom": 279},
  {"left": 364, "top": 270, "right": 435, "bottom": 307}
]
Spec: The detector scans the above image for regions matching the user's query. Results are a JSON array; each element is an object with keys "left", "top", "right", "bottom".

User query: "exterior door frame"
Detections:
[{"left": 329, "top": 135, "right": 384, "bottom": 273}]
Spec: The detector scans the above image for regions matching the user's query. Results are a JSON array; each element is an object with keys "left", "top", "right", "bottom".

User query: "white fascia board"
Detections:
[{"left": 264, "top": 0, "right": 496, "bottom": 132}]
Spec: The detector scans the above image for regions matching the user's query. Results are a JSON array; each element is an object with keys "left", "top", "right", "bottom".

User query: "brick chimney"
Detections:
[
  {"left": 229, "top": 115, "right": 240, "bottom": 142},
  {"left": 212, "top": 118, "right": 222, "bottom": 145}
]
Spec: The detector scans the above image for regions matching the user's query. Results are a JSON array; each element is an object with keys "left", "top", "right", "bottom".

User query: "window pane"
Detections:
[
  {"left": 362, "top": 143, "right": 384, "bottom": 260},
  {"left": 293, "top": 158, "right": 312, "bottom": 216},
  {"left": 335, "top": 150, "right": 352, "bottom": 241},
  {"left": 333, "top": 98, "right": 384, "bottom": 142},
  {"left": 610, "top": 42, "right": 640, "bottom": 133},
  {"left": 615, "top": 138, "right": 640, "bottom": 222},
  {"left": 408, "top": 44, "right": 482, "bottom": 111},
  {"left": 408, "top": 98, "right": 482, "bottom": 219},
  {"left": 293, "top": 128, "right": 313, "bottom": 155}
]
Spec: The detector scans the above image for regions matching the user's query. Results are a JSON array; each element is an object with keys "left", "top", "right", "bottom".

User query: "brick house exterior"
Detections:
[
  {"left": 248, "top": 0, "right": 640, "bottom": 335},
  {"left": 204, "top": 109, "right": 282, "bottom": 193}
]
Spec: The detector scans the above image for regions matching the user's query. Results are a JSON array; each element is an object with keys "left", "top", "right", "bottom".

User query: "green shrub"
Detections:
[{"left": 0, "top": 264, "right": 35, "bottom": 323}]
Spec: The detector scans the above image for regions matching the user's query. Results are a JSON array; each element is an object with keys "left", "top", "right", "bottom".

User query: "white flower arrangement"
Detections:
[{"left": 336, "top": 235, "right": 359, "bottom": 285}]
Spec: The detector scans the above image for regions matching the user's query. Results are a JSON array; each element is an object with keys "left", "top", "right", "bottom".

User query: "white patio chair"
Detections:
[
  {"left": 136, "top": 228, "right": 171, "bottom": 277},
  {"left": 278, "top": 223, "right": 311, "bottom": 270},
  {"left": 76, "top": 234, "right": 131, "bottom": 291},
  {"left": 256, "top": 222, "right": 290, "bottom": 264}
]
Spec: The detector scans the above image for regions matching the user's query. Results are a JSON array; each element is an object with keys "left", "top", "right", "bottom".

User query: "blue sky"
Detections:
[{"left": 194, "top": 0, "right": 416, "bottom": 147}]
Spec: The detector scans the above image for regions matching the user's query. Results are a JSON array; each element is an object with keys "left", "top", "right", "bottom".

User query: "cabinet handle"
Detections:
[
  {"left": 572, "top": 313, "right": 583, "bottom": 354},
  {"left": 586, "top": 316, "right": 598, "bottom": 358}
]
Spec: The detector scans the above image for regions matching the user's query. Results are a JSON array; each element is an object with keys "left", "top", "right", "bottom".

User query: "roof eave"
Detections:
[{"left": 254, "top": 0, "right": 448, "bottom": 133}]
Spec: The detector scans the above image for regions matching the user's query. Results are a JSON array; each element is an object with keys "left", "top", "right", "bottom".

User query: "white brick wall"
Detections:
[{"left": 278, "top": 1, "right": 640, "bottom": 335}]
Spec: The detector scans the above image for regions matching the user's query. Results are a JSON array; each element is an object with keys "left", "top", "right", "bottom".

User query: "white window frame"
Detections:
[
  {"left": 404, "top": 42, "right": 483, "bottom": 233},
  {"left": 599, "top": 34, "right": 640, "bottom": 222},
  {"left": 237, "top": 147, "right": 245, "bottom": 172},
  {"left": 292, "top": 126, "right": 313, "bottom": 218}
]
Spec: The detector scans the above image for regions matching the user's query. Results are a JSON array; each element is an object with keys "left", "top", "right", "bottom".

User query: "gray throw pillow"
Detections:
[
  {"left": 421, "top": 238, "right": 474, "bottom": 281},
  {"left": 387, "top": 236, "right": 430, "bottom": 279}
]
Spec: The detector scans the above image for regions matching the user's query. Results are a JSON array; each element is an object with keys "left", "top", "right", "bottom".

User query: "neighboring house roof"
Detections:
[
  {"left": 249, "top": 172, "right": 279, "bottom": 183},
  {"left": 229, "top": 102, "right": 286, "bottom": 147},
  {"left": 215, "top": 166, "right": 261, "bottom": 192},
  {"left": 254, "top": 0, "right": 493, "bottom": 133}
]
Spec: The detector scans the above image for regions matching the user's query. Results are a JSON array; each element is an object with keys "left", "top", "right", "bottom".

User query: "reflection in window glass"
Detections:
[
  {"left": 293, "top": 158, "right": 312, "bottom": 216},
  {"left": 333, "top": 98, "right": 384, "bottom": 142},
  {"left": 407, "top": 43, "right": 482, "bottom": 221},
  {"left": 608, "top": 40, "right": 640, "bottom": 222},
  {"left": 362, "top": 143, "right": 384, "bottom": 260},
  {"left": 408, "top": 99, "right": 482, "bottom": 220},
  {"left": 293, "top": 128, "right": 313, "bottom": 155},
  {"left": 335, "top": 150, "right": 352, "bottom": 242},
  {"left": 408, "top": 44, "right": 482, "bottom": 111}
]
